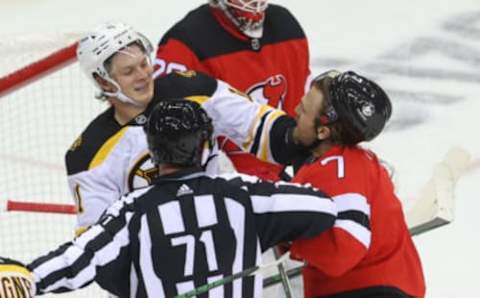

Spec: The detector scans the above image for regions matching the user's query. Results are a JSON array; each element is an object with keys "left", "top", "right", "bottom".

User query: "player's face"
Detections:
[
  {"left": 109, "top": 45, "right": 154, "bottom": 107},
  {"left": 294, "top": 86, "right": 325, "bottom": 146}
]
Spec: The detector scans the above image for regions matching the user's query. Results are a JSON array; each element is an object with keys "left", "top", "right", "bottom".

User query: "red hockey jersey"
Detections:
[
  {"left": 290, "top": 146, "right": 425, "bottom": 297},
  {"left": 155, "top": 4, "right": 310, "bottom": 180}
]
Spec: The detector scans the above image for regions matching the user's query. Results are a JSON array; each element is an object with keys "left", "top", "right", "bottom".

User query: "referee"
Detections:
[{"left": 2, "top": 100, "right": 337, "bottom": 298}]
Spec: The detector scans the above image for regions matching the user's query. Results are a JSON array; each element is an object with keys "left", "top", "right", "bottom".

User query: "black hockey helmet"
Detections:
[
  {"left": 313, "top": 70, "right": 392, "bottom": 143},
  {"left": 144, "top": 99, "right": 213, "bottom": 167}
]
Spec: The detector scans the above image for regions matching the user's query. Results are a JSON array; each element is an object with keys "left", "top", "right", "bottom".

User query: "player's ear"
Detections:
[
  {"left": 93, "top": 74, "right": 115, "bottom": 92},
  {"left": 316, "top": 126, "right": 331, "bottom": 141}
]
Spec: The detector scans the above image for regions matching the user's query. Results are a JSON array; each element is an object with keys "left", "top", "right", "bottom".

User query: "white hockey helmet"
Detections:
[
  {"left": 210, "top": 0, "right": 268, "bottom": 38},
  {"left": 77, "top": 21, "right": 154, "bottom": 104}
]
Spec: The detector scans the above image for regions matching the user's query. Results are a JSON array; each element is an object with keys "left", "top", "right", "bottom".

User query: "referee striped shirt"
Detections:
[{"left": 28, "top": 167, "right": 336, "bottom": 298}]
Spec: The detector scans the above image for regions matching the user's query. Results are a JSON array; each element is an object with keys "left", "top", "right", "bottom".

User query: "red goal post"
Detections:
[
  {"left": 0, "top": 42, "right": 78, "bottom": 97},
  {"left": 0, "top": 35, "right": 81, "bottom": 215},
  {"left": 4, "top": 200, "right": 77, "bottom": 214}
]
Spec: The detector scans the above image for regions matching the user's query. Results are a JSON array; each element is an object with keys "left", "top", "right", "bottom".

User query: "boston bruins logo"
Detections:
[
  {"left": 69, "top": 136, "right": 82, "bottom": 151},
  {"left": 128, "top": 153, "right": 158, "bottom": 191}
]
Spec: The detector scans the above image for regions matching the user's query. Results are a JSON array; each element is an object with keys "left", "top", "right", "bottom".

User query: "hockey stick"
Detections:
[
  {"left": 1, "top": 200, "right": 77, "bottom": 214},
  {"left": 174, "top": 252, "right": 291, "bottom": 298},
  {"left": 263, "top": 263, "right": 305, "bottom": 288},
  {"left": 263, "top": 146, "right": 472, "bottom": 288},
  {"left": 273, "top": 246, "right": 294, "bottom": 297},
  {"left": 406, "top": 146, "right": 471, "bottom": 235}
]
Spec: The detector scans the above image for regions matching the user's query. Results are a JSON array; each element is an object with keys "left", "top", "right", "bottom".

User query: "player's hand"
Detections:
[{"left": 0, "top": 257, "right": 35, "bottom": 297}]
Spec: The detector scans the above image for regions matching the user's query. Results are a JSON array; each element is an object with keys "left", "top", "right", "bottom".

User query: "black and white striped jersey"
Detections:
[{"left": 29, "top": 168, "right": 336, "bottom": 298}]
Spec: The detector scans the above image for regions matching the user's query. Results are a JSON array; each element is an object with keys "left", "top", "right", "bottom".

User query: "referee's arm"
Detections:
[
  {"left": 27, "top": 197, "right": 135, "bottom": 296},
  {"left": 248, "top": 181, "right": 337, "bottom": 251}
]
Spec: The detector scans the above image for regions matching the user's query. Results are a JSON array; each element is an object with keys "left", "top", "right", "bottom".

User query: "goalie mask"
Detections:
[
  {"left": 144, "top": 99, "right": 213, "bottom": 167},
  {"left": 210, "top": 0, "right": 268, "bottom": 38},
  {"left": 77, "top": 21, "right": 154, "bottom": 105},
  {"left": 312, "top": 70, "right": 392, "bottom": 143}
]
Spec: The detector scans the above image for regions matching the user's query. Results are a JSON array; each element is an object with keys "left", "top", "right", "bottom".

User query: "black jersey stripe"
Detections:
[
  {"left": 250, "top": 110, "right": 272, "bottom": 156},
  {"left": 338, "top": 210, "right": 371, "bottom": 230}
]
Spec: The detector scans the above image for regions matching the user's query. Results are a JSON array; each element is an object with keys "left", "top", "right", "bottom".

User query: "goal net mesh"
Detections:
[{"left": 0, "top": 33, "right": 107, "bottom": 297}]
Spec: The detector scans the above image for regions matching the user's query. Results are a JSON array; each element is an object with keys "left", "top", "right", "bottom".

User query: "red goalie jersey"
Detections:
[
  {"left": 290, "top": 146, "right": 425, "bottom": 298},
  {"left": 155, "top": 4, "right": 310, "bottom": 181}
]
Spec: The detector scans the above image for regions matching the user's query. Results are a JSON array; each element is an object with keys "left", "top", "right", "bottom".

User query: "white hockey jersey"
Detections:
[{"left": 66, "top": 71, "right": 295, "bottom": 233}]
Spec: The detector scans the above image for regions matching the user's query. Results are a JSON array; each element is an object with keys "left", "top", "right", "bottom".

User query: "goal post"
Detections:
[{"left": 0, "top": 42, "right": 78, "bottom": 97}]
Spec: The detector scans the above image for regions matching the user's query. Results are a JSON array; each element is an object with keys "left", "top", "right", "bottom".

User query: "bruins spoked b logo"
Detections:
[{"left": 128, "top": 153, "right": 159, "bottom": 191}]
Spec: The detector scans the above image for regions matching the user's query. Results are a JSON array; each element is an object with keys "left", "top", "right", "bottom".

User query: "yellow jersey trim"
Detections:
[
  {"left": 75, "top": 226, "right": 88, "bottom": 237},
  {"left": 242, "top": 104, "right": 273, "bottom": 149},
  {"left": 260, "top": 110, "right": 285, "bottom": 161},
  {"left": 89, "top": 127, "right": 128, "bottom": 170},
  {"left": 0, "top": 264, "right": 32, "bottom": 277},
  {"left": 185, "top": 96, "right": 209, "bottom": 105}
]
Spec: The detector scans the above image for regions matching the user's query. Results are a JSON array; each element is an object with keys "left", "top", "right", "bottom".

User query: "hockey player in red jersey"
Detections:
[
  {"left": 155, "top": 0, "right": 311, "bottom": 181},
  {"left": 288, "top": 70, "right": 426, "bottom": 297}
]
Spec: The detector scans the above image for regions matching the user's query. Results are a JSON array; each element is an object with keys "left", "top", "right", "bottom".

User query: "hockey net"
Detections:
[{"left": 0, "top": 33, "right": 106, "bottom": 297}]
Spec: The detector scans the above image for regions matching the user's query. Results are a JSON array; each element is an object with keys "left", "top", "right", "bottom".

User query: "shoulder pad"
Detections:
[
  {"left": 262, "top": 4, "right": 306, "bottom": 43},
  {"left": 153, "top": 70, "right": 218, "bottom": 102},
  {"left": 65, "top": 108, "right": 123, "bottom": 175}
]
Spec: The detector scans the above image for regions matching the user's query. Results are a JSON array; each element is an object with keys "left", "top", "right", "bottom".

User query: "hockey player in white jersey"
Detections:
[
  {"left": 0, "top": 100, "right": 336, "bottom": 298},
  {"left": 67, "top": 22, "right": 302, "bottom": 235}
]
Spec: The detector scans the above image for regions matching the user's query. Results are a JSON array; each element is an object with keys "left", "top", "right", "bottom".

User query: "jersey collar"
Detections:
[
  {"left": 210, "top": 6, "right": 250, "bottom": 42},
  {"left": 152, "top": 167, "right": 207, "bottom": 184}
]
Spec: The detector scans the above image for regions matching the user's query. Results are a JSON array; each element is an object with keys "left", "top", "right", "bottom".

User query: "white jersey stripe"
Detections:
[
  {"left": 333, "top": 193, "right": 370, "bottom": 216},
  {"left": 96, "top": 218, "right": 132, "bottom": 266},
  {"left": 194, "top": 195, "right": 218, "bottom": 228},
  {"left": 159, "top": 201, "right": 185, "bottom": 235},
  {"left": 176, "top": 281, "right": 195, "bottom": 296},
  {"left": 253, "top": 242, "right": 263, "bottom": 298},
  {"left": 225, "top": 198, "right": 246, "bottom": 298},
  {"left": 73, "top": 224, "right": 103, "bottom": 247},
  {"left": 207, "top": 274, "right": 224, "bottom": 297},
  {"left": 43, "top": 264, "right": 96, "bottom": 293},
  {"left": 334, "top": 219, "right": 371, "bottom": 248},
  {"left": 251, "top": 194, "right": 336, "bottom": 215},
  {"left": 140, "top": 214, "right": 166, "bottom": 297},
  {"left": 33, "top": 245, "right": 84, "bottom": 282},
  {"left": 129, "top": 263, "right": 138, "bottom": 298}
]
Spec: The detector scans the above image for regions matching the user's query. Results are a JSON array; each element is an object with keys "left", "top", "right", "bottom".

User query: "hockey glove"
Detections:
[{"left": 0, "top": 257, "right": 35, "bottom": 297}]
